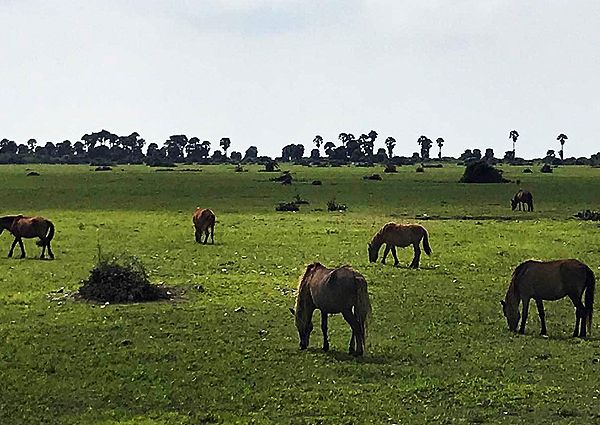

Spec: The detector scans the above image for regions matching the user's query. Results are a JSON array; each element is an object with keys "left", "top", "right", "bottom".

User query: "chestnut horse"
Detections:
[
  {"left": 290, "top": 263, "right": 371, "bottom": 356},
  {"left": 0, "top": 215, "right": 55, "bottom": 259},
  {"left": 511, "top": 189, "right": 534, "bottom": 211},
  {"left": 501, "top": 259, "right": 595, "bottom": 337},
  {"left": 192, "top": 208, "right": 215, "bottom": 244},
  {"left": 368, "top": 222, "right": 431, "bottom": 268}
]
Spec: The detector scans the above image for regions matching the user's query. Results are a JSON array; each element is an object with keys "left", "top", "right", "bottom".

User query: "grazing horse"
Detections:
[
  {"left": 192, "top": 208, "right": 215, "bottom": 244},
  {"left": 289, "top": 263, "right": 371, "bottom": 356},
  {"left": 511, "top": 189, "right": 534, "bottom": 211},
  {"left": 0, "top": 215, "right": 55, "bottom": 259},
  {"left": 501, "top": 259, "right": 595, "bottom": 338},
  {"left": 368, "top": 222, "right": 431, "bottom": 268}
]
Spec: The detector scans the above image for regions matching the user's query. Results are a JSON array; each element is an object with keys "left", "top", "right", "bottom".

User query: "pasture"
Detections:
[{"left": 0, "top": 163, "right": 599, "bottom": 424}]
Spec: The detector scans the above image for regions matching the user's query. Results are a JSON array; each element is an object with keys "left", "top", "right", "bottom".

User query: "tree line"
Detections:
[{"left": 0, "top": 128, "right": 597, "bottom": 166}]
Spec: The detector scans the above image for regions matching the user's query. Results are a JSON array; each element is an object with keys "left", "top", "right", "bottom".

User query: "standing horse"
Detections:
[
  {"left": 192, "top": 208, "right": 215, "bottom": 244},
  {"left": 368, "top": 222, "right": 431, "bottom": 268},
  {"left": 289, "top": 263, "right": 371, "bottom": 356},
  {"left": 0, "top": 215, "right": 55, "bottom": 259},
  {"left": 501, "top": 259, "right": 595, "bottom": 337},
  {"left": 511, "top": 189, "right": 534, "bottom": 211}
]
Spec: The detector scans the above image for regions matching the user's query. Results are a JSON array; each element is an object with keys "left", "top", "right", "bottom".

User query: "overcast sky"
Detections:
[{"left": 1, "top": 0, "right": 599, "bottom": 158}]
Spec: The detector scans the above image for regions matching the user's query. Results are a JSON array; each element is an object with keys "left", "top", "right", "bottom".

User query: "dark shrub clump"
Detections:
[
  {"left": 270, "top": 171, "right": 292, "bottom": 184},
  {"left": 95, "top": 166, "right": 112, "bottom": 172},
  {"left": 383, "top": 164, "right": 397, "bottom": 173},
  {"left": 540, "top": 164, "right": 553, "bottom": 173},
  {"left": 327, "top": 199, "right": 347, "bottom": 212},
  {"left": 523, "top": 168, "right": 533, "bottom": 173},
  {"left": 460, "top": 160, "right": 509, "bottom": 183},
  {"left": 79, "top": 254, "right": 169, "bottom": 303},
  {"left": 26, "top": 171, "right": 40, "bottom": 176},
  {"left": 363, "top": 174, "right": 382, "bottom": 181},
  {"left": 312, "top": 180, "right": 322, "bottom": 185},
  {"left": 275, "top": 202, "right": 299, "bottom": 212}
]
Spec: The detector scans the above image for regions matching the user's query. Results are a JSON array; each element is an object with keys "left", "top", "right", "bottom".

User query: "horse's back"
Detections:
[
  {"left": 192, "top": 208, "right": 215, "bottom": 229},
  {"left": 518, "top": 259, "right": 587, "bottom": 300},
  {"left": 381, "top": 222, "right": 426, "bottom": 246},
  {"left": 10, "top": 215, "right": 51, "bottom": 238},
  {"left": 307, "top": 264, "right": 365, "bottom": 313}
]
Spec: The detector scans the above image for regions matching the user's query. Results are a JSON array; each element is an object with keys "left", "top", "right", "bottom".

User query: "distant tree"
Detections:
[
  {"left": 16, "top": 144, "right": 29, "bottom": 156},
  {"left": 460, "top": 149, "right": 473, "bottom": 160},
  {"left": 323, "top": 141, "right": 336, "bottom": 157},
  {"left": 73, "top": 141, "right": 86, "bottom": 156},
  {"left": 310, "top": 148, "right": 320, "bottom": 159},
  {"left": 374, "top": 148, "right": 387, "bottom": 162},
  {"left": 384, "top": 137, "right": 396, "bottom": 158},
  {"left": 504, "top": 150, "right": 515, "bottom": 161},
  {"left": 417, "top": 135, "right": 433, "bottom": 159},
  {"left": 546, "top": 149, "right": 556, "bottom": 158},
  {"left": 27, "top": 138, "right": 37, "bottom": 153},
  {"left": 313, "top": 135, "right": 323, "bottom": 152},
  {"left": 436, "top": 138, "right": 445, "bottom": 159},
  {"left": 56, "top": 140, "right": 73, "bottom": 157},
  {"left": 200, "top": 140, "right": 211, "bottom": 158},
  {"left": 212, "top": 149, "right": 223, "bottom": 161},
  {"left": 243, "top": 146, "right": 258, "bottom": 161},
  {"left": 472, "top": 149, "right": 482, "bottom": 160},
  {"left": 509, "top": 130, "right": 519, "bottom": 157},
  {"left": 484, "top": 148, "right": 494, "bottom": 161},
  {"left": 338, "top": 133, "right": 349, "bottom": 144},
  {"left": 219, "top": 138, "right": 231, "bottom": 157},
  {"left": 230, "top": 151, "right": 242, "bottom": 162},
  {"left": 557, "top": 133, "right": 568, "bottom": 160},
  {"left": 165, "top": 135, "right": 188, "bottom": 162}
]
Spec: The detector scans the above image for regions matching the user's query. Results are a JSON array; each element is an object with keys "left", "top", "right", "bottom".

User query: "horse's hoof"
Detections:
[
  {"left": 322, "top": 346, "right": 329, "bottom": 352},
  {"left": 541, "top": 334, "right": 549, "bottom": 339}
]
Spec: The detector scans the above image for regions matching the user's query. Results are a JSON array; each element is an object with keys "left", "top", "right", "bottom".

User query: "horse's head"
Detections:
[
  {"left": 367, "top": 243, "right": 378, "bottom": 263},
  {"left": 510, "top": 198, "right": 518, "bottom": 210},
  {"left": 500, "top": 299, "right": 519, "bottom": 332},
  {"left": 289, "top": 307, "right": 313, "bottom": 349}
]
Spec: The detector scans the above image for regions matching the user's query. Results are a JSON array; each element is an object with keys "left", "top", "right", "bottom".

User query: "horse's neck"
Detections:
[
  {"left": 505, "top": 282, "right": 520, "bottom": 305},
  {"left": 371, "top": 233, "right": 384, "bottom": 249}
]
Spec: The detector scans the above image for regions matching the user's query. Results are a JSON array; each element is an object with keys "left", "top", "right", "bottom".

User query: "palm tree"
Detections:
[
  {"left": 313, "top": 135, "right": 323, "bottom": 152},
  {"left": 509, "top": 130, "right": 519, "bottom": 157},
  {"left": 323, "top": 141, "right": 335, "bottom": 156},
  {"left": 219, "top": 138, "right": 231, "bottom": 157},
  {"left": 557, "top": 133, "right": 568, "bottom": 161},
  {"left": 436, "top": 138, "right": 445, "bottom": 159},
  {"left": 417, "top": 135, "right": 433, "bottom": 159},
  {"left": 384, "top": 137, "right": 396, "bottom": 158}
]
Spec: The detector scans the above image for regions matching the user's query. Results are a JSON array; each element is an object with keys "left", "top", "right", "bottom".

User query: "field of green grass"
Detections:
[{"left": 1, "top": 163, "right": 599, "bottom": 424}]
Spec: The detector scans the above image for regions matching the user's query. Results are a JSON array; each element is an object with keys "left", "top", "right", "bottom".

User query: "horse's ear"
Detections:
[{"left": 289, "top": 308, "right": 295, "bottom": 316}]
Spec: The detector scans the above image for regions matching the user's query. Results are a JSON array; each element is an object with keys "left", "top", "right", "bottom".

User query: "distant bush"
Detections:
[
  {"left": 270, "top": 172, "right": 292, "bottom": 184},
  {"left": 293, "top": 194, "right": 309, "bottom": 205},
  {"left": 78, "top": 253, "right": 169, "bottom": 303},
  {"left": 523, "top": 168, "right": 533, "bottom": 173},
  {"left": 327, "top": 199, "right": 347, "bottom": 212},
  {"left": 460, "top": 160, "right": 509, "bottom": 183},
  {"left": 416, "top": 166, "right": 425, "bottom": 173},
  {"left": 383, "top": 164, "right": 397, "bottom": 173},
  {"left": 26, "top": 171, "right": 40, "bottom": 176},
  {"left": 540, "top": 164, "right": 553, "bottom": 173},
  {"left": 312, "top": 180, "right": 322, "bottom": 185},
  {"left": 95, "top": 166, "right": 112, "bottom": 172},
  {"left": 575, "top": 209, "right": 600, "bottom": 221},
  {"left": 363, "top": 174, "right": 382, "bottom": 181},
  {"left": 275, "top": 202, "right": 299, "bottom": 212}
]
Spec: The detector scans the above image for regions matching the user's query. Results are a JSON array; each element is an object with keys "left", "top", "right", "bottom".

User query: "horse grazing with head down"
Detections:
[
  {"left": 0, "top": 215, "right": 55, "bottom": 259},
  {"left": 511, "top": 189, "right": 534, "bottom": 211},
  {"left": 290, "top": 263, "right": 371, "bottom": 356},
  {"left": 502, "top": 259, "right": 595, "bottom": 338},
  {"left": 192, "top": 208, "right": 215, "bottom": 244},
  {"left": 368, "top": 222, "right": 431, "bottom": 268}
]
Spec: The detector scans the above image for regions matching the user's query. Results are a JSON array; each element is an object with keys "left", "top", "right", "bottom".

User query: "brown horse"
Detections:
[
  {"left": 289, "top": 263, "right": 371, "bottom": 356},
  {"left": 511, "top": 189, "right": 534, "bottom": 211},
  {"left": 501, "top": 259, "right": 595, "bottom": 337},
  {"left": 368, "top": 222, "right": 431, "bottom": 268},
  {"left": 192, "top": 208, "right": 215, "bottom": 244},
  {"left": 0, "top": 215, "right": 55, "bottom": 259}
]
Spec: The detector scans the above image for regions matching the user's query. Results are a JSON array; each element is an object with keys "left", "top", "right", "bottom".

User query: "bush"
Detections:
[
  {"left": 95, "top": 166, "right": 112, "bottom": 172},
  {"left": 383, "top": 164, "right": 397, "bottom": 173},
  {"left": 575, "top": 210, "right": 600, "bottom": 221},
  {"left": 540, "top": 164, "right": 553, "bottom": 173},
  {"left": 416, "top": 166, "right": 425, "bottom": 173},
  {"left": 312, "top": 180, "right": 322, "bottom": 185},
  {"left": 78, "top": 254, "right": 170, "bottom": 303},
  {"left": 327, "top": 199, "right": 347, "bottom": 212},
  {"left": 275, "top": 202, "right": 299, "bottom": 212},
  {"left": 363, "top": 174, "right": 382, "bottom": 181},
  {"left": 270, "top": 172, "right": 292, "bottom": 184},
  {"left": 523, "top": 168, "right": 533, "bottom": 173},
  {"left": 26, "top": 171, "right": 40, "bottom": 176},
  {"left": 293, "top": 194, "right": 309, "bottom": 205},
  {"left": 460, "top": 160, "right": 509, "bottom": 183}
]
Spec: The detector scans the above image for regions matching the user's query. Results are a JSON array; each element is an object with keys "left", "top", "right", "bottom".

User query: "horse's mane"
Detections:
[
  {"left": 370, "top": 223, "right": 392, "bottom": 246},
  {"left": 509, "top": 261, "right": 532, "bottom": 296}
]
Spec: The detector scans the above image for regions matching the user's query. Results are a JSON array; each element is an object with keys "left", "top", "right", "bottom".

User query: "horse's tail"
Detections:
[
  {"left": 36, "top": 220, "right": 55, "bottom": 246},
  {"left": 585, "top": 265, "right": 595, "bottom": 336},
  {"left": 354, "top": 274, "right": 372, "bottom": 349},
  {"left": 422, "top": 228, "right": 432, "bottom": 256}
]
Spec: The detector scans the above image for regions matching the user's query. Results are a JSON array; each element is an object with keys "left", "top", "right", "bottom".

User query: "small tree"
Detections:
[
  {"left": 417, "top": 135, "right": 433, "bottom": 159},
  {"left": 436, "top": 137, "right": 444, "bottom": 159},
  {"left": 385, "top": 137, "right": 396, "bottom": 158},
  {"left": 219, "top": 138, "right": 231, "bottom": 157},
  {"left": 557, "top": 133, "right": 568, "bottom": 161},
  {"left": 313, "top": 135, "right": 323, "bottom": 152},
  {"left": 509, "top": 130, "right": 519, "bottom": 157}
]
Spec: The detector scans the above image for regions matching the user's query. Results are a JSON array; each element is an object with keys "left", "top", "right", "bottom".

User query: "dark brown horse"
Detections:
[
  {"left": 192, "top": 208, "right": 215, "bottom": 244},
  {"left": 290, "top": 263, "right": 371, "bottom": 356},
  {"left": 501, "top": 259, "right": 595, "bottom": 337},
  {"left": 511, "top": 189, "right": 534, "bottom": 211},
  {"left": 368, "top": 222, "right": 431, "bottom": 268},
  {"left": 0, "top": 215, "right": 55, "bottom": 259}
]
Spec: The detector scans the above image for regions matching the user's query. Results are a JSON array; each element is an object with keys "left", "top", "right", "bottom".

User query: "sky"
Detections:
[{"left": 1, "top": 0, "right": 599, "bottom": 158}]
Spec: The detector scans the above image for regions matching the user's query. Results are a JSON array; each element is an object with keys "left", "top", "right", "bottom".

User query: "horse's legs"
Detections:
[
  {"left": 381, "top": 244, "right": 390, "bottom": 264},
  {"left": 210, "top": 224, "right": 214, "bottom": 244},
  {"left": 17, "top": 238, "right": 25, "bottom": 259},
  {"left": 568, "top": 294, "right": 586, "bottom": 338},
  {"left": 391, "top": 246, "right": 400, "bottom": 267},
  {"left": 8, "top": 238, "right": 18, "bottom": 258},
  {"left": 535, "top": 298, "right": 547, "bottom": 336},
  {"left": 47, "top": 241, "right": 54, "bottom": 259},
  {"left": 321, "top": 312, "right": 329, "bottom": 352},
  {"left": 342, "top": 310, "right": 360, "bottom": 355},
  {"left": 519, "top": 298, "right": 530, "bottom": 334},
  {"left": 40, "top": 240, "right": 46, "bottom": 259},
  {"left": 203, "top": 229, "right": 209, "bottom": 244},
  {"left": 410, "top": 243, "right": 421, "bottom": 268}
]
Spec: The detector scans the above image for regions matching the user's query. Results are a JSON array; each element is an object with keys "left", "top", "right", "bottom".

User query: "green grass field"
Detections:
[{"left": 1, "top": 163, "right": 599, "bottom": 424}]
